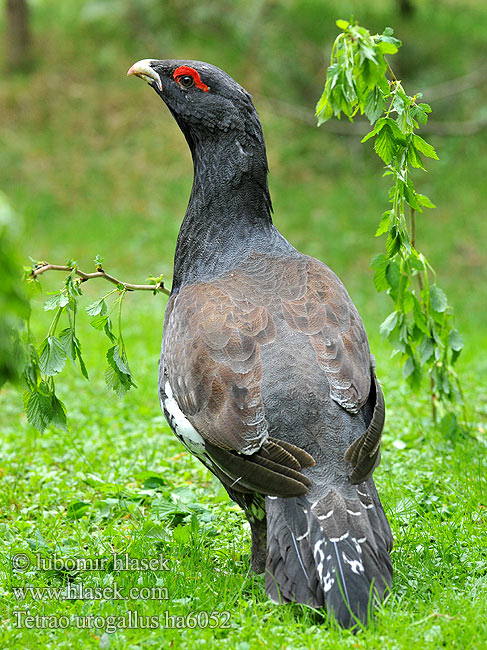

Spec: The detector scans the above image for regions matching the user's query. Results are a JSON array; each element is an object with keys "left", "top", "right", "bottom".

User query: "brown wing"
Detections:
[
  {"left": 280, "top": 257, "right": 371, "bottom": 413},
  {"left": 163, "top": 282, "right": 275, "bottom": 454},
  {"left": 161, "top": 253, "right": 377, "bottom": 494}
]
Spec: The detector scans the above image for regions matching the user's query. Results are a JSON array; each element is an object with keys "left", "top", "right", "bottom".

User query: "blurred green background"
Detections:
[{"left": 1, "top": 0, "right": 486, "bottom": 389}]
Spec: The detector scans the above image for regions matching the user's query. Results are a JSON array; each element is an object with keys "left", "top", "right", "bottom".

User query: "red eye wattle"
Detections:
[{"left": 173, "top": 66, "right": 209, "bottom": 92}]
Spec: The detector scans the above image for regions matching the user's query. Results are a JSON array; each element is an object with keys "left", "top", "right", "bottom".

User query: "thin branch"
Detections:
[
  {"left": 385, "top": 57, "right": 398, "bottom": 83},
  {"left": 30, "top": 263, "right": 170, "bottom": 296},
  {"left": 257, "top": 94, "right": 487, "bottom": 136}
]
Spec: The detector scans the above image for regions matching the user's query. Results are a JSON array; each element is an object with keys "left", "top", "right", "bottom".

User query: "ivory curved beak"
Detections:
[{"left": 127, "top": 59, "right": 162, "bottom": 91}]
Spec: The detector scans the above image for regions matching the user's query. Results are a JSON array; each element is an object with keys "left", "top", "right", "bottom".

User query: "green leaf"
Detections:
[
  {"left": 386, "top": 230, "right": 401, "bottom": 257},
  {"left": 105, "top": 346, "right": 136, "bottom": 396},
  {"left": 51, "top": 394, "right": 68, "bottom": 432},
  {"left": 380, "top": 311, "right": 399, "bottom": 337},
  {"left": 59, "top": 327, "right": 76, "bottom": 361},
  {"left": 404, "top": 185, "right": 421, "bottom": 210},
  {"left": 449, "top": 329, "right": 464, "bottom": 352},
  {"left": 377, "top": 39, "right": 399, "bottom": 55},
  {"left": 413, "top": 135, "right": 439, "bottom": 160},
  {"left": 430, "top": 285, "right": 448, "bottom": 313},
  {"left": 375, "top": 211, "right": 391, "bottom": 237},
  {"left": 370, "top": 253, "right": 388, "bottom": 292},
  {"left": 43, "top": 294, "right": 61, "bottom": 311},
  {"left": 401, "top": 290, "right": 414, "bottom": 314},
  {"left": 402, "top": 357, "right": 416, "bottom": 379},
  {"left": 76, "top": 347, "right": 89, "bottom": 380},
  {"left": 385, "top": 260, "right": 401, "bottom": 290},
  {"left": 66, "top": 501, "right": 90, "bottom": 520},
  {"left": 374, "top": 125, "right": 396, "bottom": 164},
  {"left": 416, "top": 193, "right": 436, "bottom": 209},
  {"left": 86, "top": 299, "right": 107, "bottom": 317},
  {"left": 90, "top": 314, "right": 109, "bottom": 330},
  {"left": 364, "top": 87, "right": 384, "bottom": 124},
  {"left": 336, "top": 19, "right": 349, "bottom": 30},
  {"left": 112, "top": 345, "right": 131, "bottom": 375},
  {"left": 407, "top": 145, "right": 425, "bottom": 170},
  {"left": 361, "top": 117, "right": 388, "bottom": 143},
  {"left": 411, "top": 103, "right": 431, "bottom": 125},
  {"left": 23, "top": 386, "right": 54, "bottom": 433},
  {"left": 38, "top": 336, "right": 67, "bottom": 376},
  {"left": 419, "top": 337, "right": 434, "bottom": 364},
  {"left": 370, "top": 253, "right": 388, "bottom": 270}
]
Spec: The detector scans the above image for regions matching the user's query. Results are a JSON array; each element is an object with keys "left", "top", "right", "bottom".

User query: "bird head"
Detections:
[{"left": 127, "top": 58, "right": 259, "bottom": 138}]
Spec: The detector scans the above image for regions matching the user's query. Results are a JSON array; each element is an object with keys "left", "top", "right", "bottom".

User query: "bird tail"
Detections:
[{"left": 265, "top": 481, "right": 393, "bottom": 628}]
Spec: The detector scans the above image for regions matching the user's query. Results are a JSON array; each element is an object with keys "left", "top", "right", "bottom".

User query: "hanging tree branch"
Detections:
[
  {"left": 315, "top": 19, "right": 465, "bottom": 424},
  {"left": 20, "top": 256, "right": 170, "bottom": 433},
  {"left": 30, "top": 262, "right": 170, "bottom": 295}
]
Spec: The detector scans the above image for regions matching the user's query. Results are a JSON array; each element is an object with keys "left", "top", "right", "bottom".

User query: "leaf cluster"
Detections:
[
  {"left": 23, "top": 258, "right": 137, "bottom": 433},
  {"left": 316, "top": 19, "right": 464, "bottom": 418}
]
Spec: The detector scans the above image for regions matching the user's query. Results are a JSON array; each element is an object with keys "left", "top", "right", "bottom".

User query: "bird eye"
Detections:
[{"left": 177, "top": 75, "right": 195, "bottom": 89}]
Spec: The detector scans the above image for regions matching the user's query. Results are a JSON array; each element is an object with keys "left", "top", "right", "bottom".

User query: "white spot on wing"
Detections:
[{"left": 163, "top": 381, "right": 205, "bottom": 452}]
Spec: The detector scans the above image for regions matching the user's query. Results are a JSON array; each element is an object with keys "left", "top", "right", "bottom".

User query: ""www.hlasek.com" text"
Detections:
[{"left": 13, "top": 582, "right": 169, "bottom": 601}]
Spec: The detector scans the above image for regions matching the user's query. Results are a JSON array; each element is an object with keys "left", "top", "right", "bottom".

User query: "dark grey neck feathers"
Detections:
[{"left": 171, "top": 108, "right": 296, "bottom": 292}]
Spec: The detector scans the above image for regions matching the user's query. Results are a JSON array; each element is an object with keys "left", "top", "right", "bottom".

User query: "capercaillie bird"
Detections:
[{"left": 128, "top": 58, "right": 393, "bottom": 628}]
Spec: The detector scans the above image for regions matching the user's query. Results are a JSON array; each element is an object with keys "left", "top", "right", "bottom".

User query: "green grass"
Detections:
[{"left": 1, "top": 0, "right": 487, "bottom": 647}]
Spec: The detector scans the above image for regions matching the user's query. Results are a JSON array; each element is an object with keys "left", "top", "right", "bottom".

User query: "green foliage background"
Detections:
[{"left": 0, "top": 0, "right": 486, "bottom": 648}]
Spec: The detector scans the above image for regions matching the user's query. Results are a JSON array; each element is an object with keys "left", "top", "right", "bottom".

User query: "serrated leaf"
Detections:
[
  {"left": 430, "top": 285, "right": 448, "bottom": 312},
  {"left": 38, "top": 336, "right": 67, "bottom": 376},
  {"left": 413, "top": 297, "right": 428, "bottom": 334},
  {"left": 76, "top": 347, "right": 89, "bottom": 380},
  {"left": 413, "top": 135, "right": 439, "bottom": 160},
  {"left": 86, "top": 299, "right": 107, "bottom": 317},
  {"left": 364, "top": 87, "right": 384, "bottom": 124},
  {"left": 370, "top": 253, "right": 388, "bottom": 271},
  {"left": 106, "top": 346, "right": 136, "bottom": 396},
  {"left": 43, "top": 294, "right": 61, "bottom": 311},
  {"left": 373, "top": 266, "right": 389, "bottom": 292},
  {"left": 90, "top": 314, "right": 109, "bottom": 330},
  {"left": 380, "top": 311, "right": 399, "bottom": 337},
  {"left": 401, "top": 290, "right": 414, "bottom": 313},
  {"left": 419, "top": 337, "right": 434, "bottom": 364},
  {"left": 371, "top": 254, "right": 389, "bottom": 292},
  {"left": 448, "top": 329, "right": 464, "bottom": 352},
  {"left": 386, "top": 231, "right": 401, "bottom": 257},
  {"left": 23, "top": 387, "right": 53, "bottom": 433},
  {"left": 113, "top": 345, "right": 130, "bottom": 375},
  {"left": 407, "top": 145, "right": 425, "bottom": 170},
  {"left": 375, "top": 211, "right": 391, "bottom": 237},
  {"left": 386, "top": 260, "right": 401, "bottom": 290},
  {"left": 361, "top": 117, "right": 388, "bottom": 142},
  {"left": 59, "top": 327, "right": 76, "bottom": 361},
  {"left": 402, "top": 357, "right": 416, "bottom": 379},
  {"left": 416, "top": 193, "right": 436, "bottom": 209},
  {"left": 51, "top": 394, "right": 68, "bottom": 432},
  {"left": 404, "top": 185, "right": 421, "bottom": 210},
  {"left": 374, "top": 125, "right": 396, "bottom": 164}
]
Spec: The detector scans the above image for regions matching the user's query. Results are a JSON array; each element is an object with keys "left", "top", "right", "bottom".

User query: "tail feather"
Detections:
[{"left": 265, "top": 482, "right": 393, "bottom": 628}]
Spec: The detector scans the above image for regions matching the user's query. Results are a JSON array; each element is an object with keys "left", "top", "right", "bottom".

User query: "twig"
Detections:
[
  {"left": 30, "top": 263, "right": 170, "bottom": 296},
  {"left": 257, "top": 95, "right": 487, "bottom": 136}
]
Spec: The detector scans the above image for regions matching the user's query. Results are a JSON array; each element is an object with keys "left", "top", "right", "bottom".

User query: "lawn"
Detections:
[{"left": 1, "top": 1, "right": 486, "bottom": 648}]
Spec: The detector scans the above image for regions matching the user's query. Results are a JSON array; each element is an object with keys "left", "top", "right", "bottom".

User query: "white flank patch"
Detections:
[{"left": 162, "top": 382, "right": 205, "bottom": 452}]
